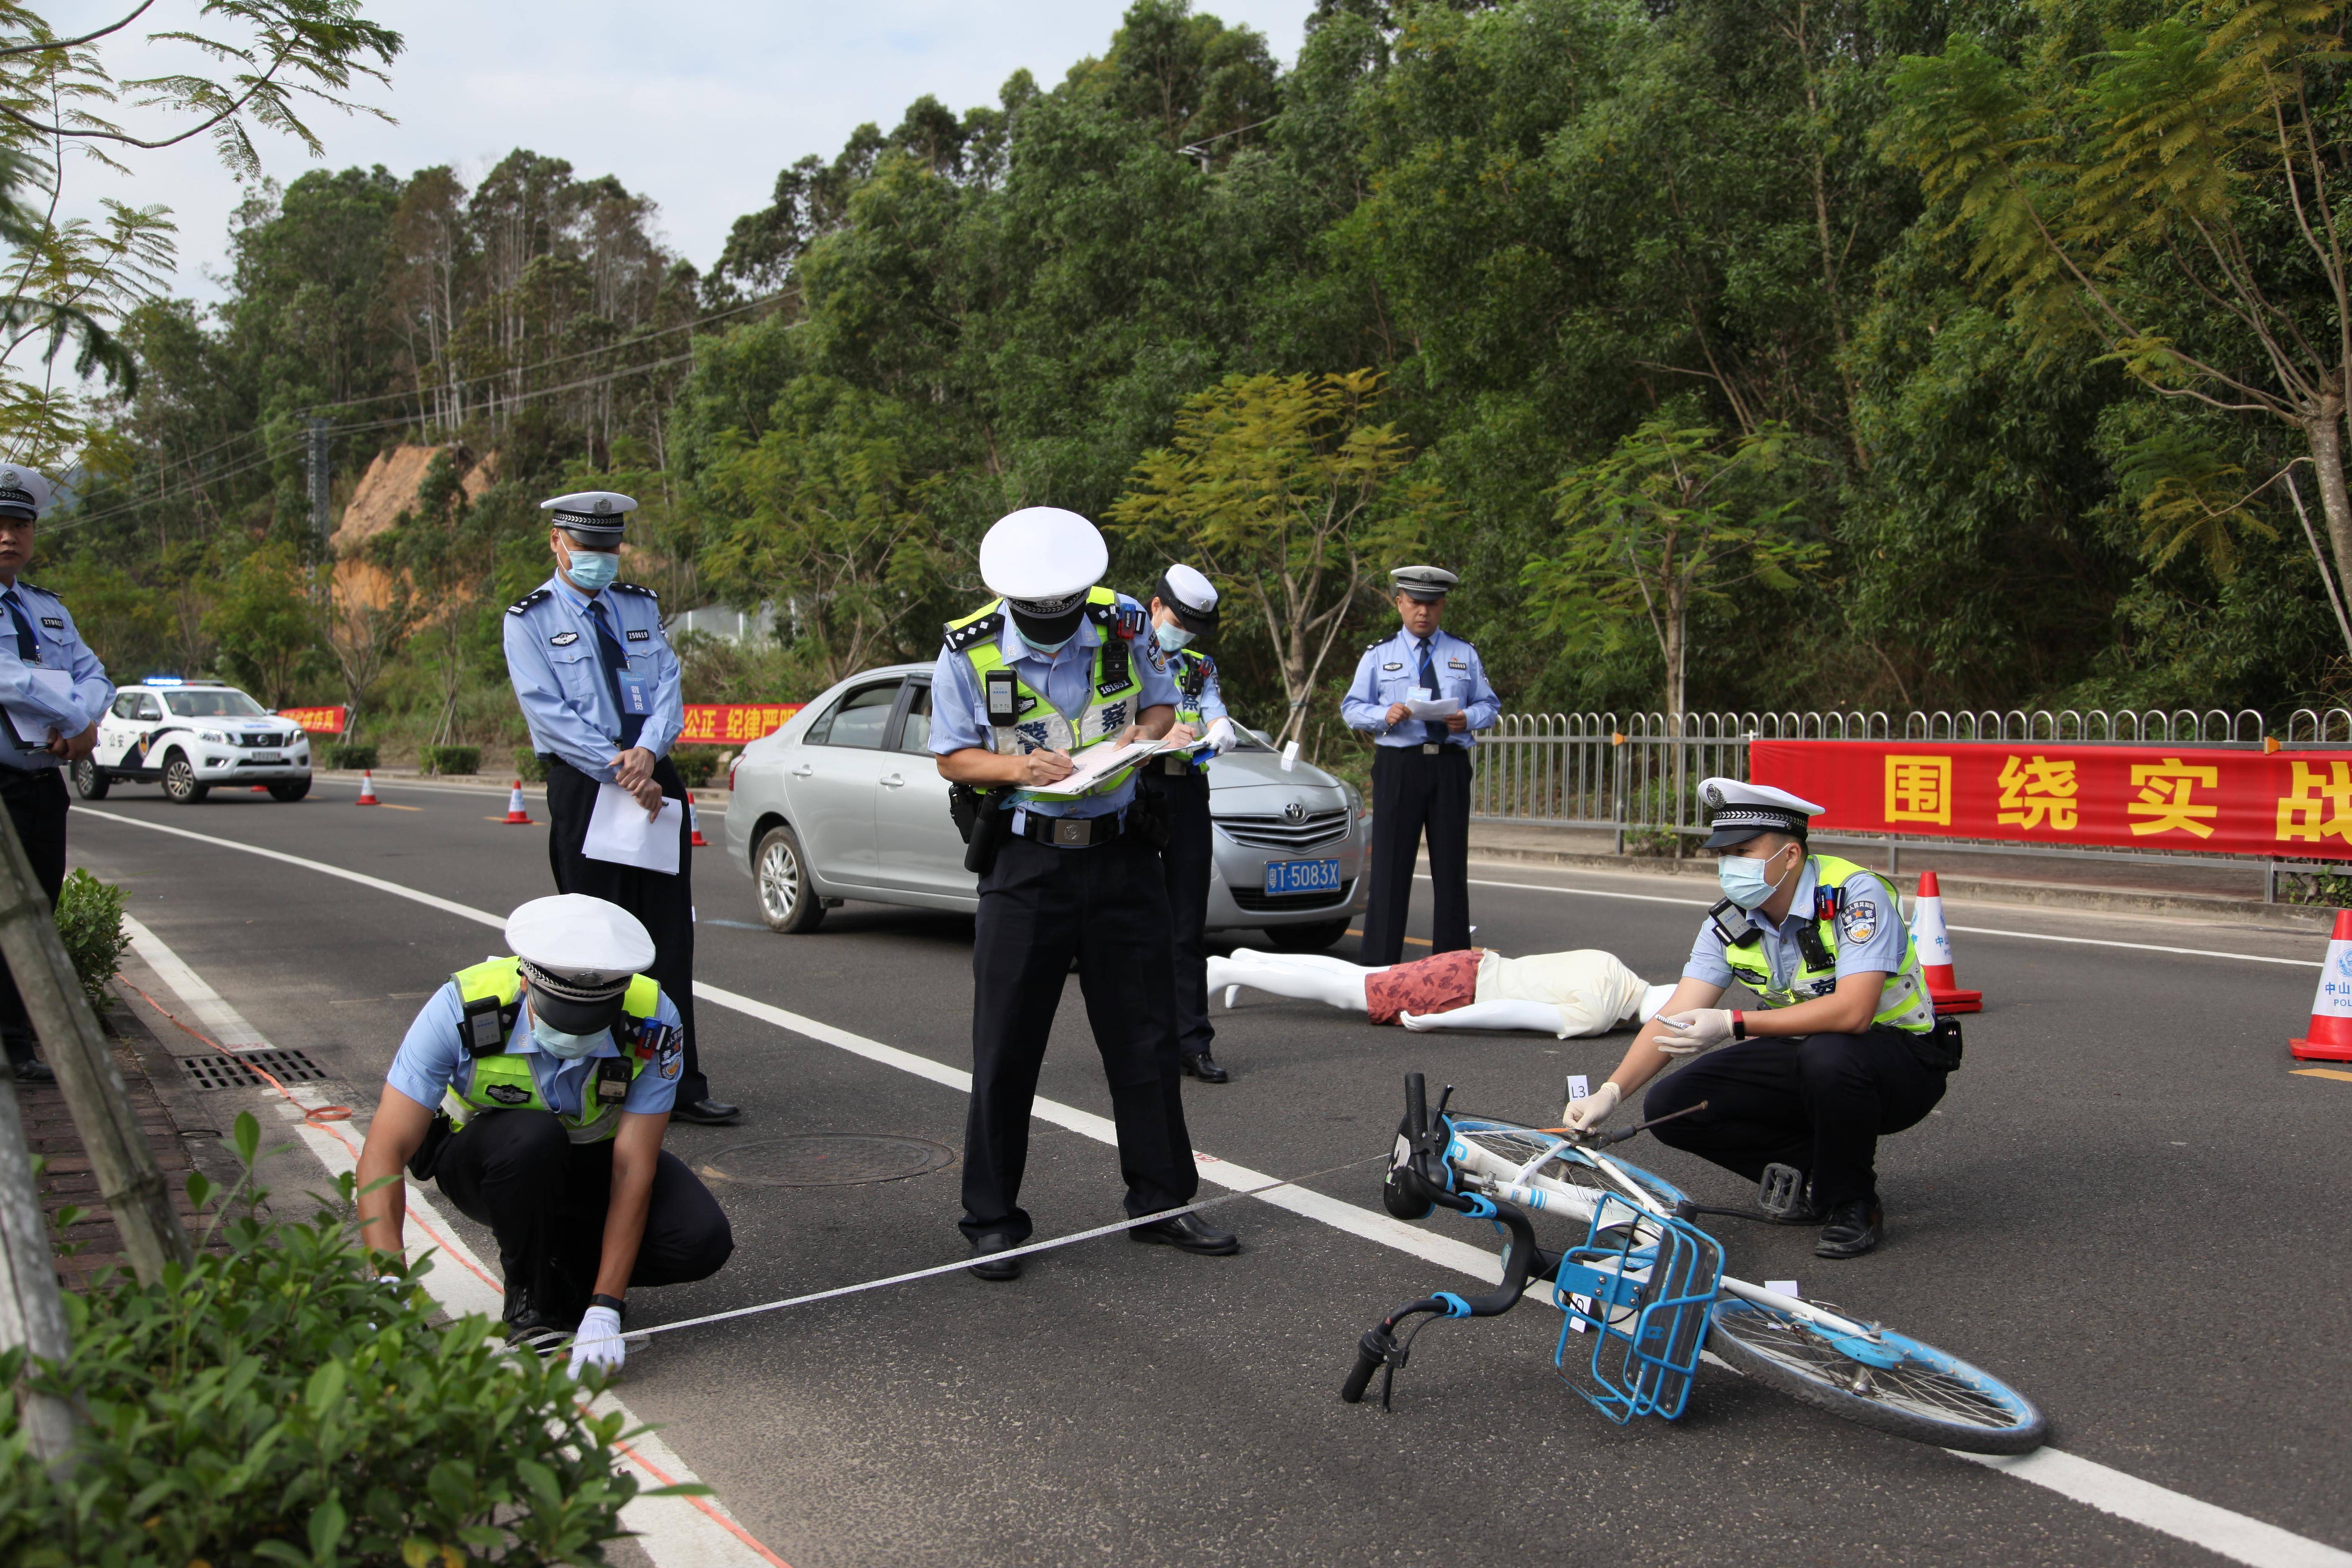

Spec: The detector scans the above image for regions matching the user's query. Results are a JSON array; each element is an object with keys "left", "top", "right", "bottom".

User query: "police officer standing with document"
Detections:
[
  {"left": 503, "top": 489, "right": 737, "bottom": 1125},
  {"left": 0, "top": 467, "right": 109, "bottom": 1083}
]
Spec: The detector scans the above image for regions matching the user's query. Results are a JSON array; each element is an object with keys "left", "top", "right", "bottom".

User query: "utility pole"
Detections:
[{"left": 307, "top": 417, "right": 332, "bottom": 604}]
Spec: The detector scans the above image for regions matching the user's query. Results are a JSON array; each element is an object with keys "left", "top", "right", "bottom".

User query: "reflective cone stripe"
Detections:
[
  {"left": 2290, "top": 908, "right": 2352, "bottom": 1061},
  {"left": 503, "top": 781, "right": 532, "bottom": 825},
  {"left": 1909, "top": 871, "right": 1982, "bottom": 1014},
  {"left": 354, "top": 769, "right": 379, "bottom": 806},
  {"left": 688, "top": 791, "right": 709, "bottom": 848}
]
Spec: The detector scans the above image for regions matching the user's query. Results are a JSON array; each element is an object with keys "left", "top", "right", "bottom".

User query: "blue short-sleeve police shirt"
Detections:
[{"left": 386, "top": 981, "right": 685, "bottom": 1119}]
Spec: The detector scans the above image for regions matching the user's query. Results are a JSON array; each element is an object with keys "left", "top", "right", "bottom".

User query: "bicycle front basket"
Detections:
[{"left": 1550, "top": 1193, "right": 1724, "bottom": 1424}]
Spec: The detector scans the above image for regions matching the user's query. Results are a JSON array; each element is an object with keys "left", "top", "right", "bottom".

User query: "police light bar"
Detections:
[{"left": 142, "top": 674, "right": 184, "bottom": 685}]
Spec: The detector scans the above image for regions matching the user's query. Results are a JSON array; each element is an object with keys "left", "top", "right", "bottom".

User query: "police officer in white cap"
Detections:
[
  {"left": 0, "top": 466, "right": 111, "bottom": 1083},
  {"left": 1339, "top": 564, "right": 1499, "bottom": 965},
  {"left": 1141, "top": 562, "right": 1238, "bottom": 1082},
  {"left": 504, "top": 491, "right": 737, "bottom": 1126},
  {"left": 1558, "top": 779, "right": 1962, "bottom": 1259},
  {"left": 355, "top": 894, "right": 733, "bottom": 1374},
  {"left": 931, "top": 508, "right": 1236, "bottom": 1279}
]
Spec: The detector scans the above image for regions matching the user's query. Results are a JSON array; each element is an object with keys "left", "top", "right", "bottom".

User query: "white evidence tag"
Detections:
[
  {"left": 1566, "top": 1074, "right": 1591, "bottom": 1101},
  {"left": 1765, "top": 1279, "right": 1801, "bottom": 1299},
  {"left": 1568, "top": 1292, "right": 1593, "bottom": 1333},
  {"left": 1279, "top": 740, "right": 1300, "bottom": 772}
]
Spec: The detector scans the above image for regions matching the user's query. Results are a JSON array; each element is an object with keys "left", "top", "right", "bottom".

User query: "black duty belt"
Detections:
[{"left": 1010, "top": 808, "right": 1127, "bottom": 848}]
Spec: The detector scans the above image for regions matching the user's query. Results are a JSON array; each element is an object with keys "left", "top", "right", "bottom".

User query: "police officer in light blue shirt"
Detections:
[
  {"left": 0, "top": 466, "right": 110, "bottom": 1082},
  {"left": 503, "top": 490, "right": 735, "bottom": 1126},
  {"left": 1340, "top": 565, "right": 1500, "bottom": 965}
]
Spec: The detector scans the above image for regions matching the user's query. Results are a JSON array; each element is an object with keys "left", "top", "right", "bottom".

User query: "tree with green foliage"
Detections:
[{"left": 203, "top": 537, "right": 315, "bottom": 703}]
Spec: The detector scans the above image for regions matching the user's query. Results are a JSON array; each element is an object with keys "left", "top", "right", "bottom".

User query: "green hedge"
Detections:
[
  {"left": 0, "top": 1114, "right": 686, "bottom": 1565},
  {"left": 321, "top": 743, "right": 377, "bottom": 770},
  {"left": 514, "top": 750, "right": 549, "bottom": 784},
  {"left": 52, "top": 870, "right": 129, "bottom": 1013},
  {"left": 419, "top": 744, "right": 479, "bottom": 776},
  {"left": 670, "top": 745, "right": 723, "bottom": 789}
]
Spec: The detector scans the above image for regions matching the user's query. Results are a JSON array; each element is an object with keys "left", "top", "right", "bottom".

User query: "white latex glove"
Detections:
[
  {"left": 1657, "top": 1008, "right": 1736, "bottom": 1057},
  {"left": 567, "top": 1305, "right": 626, "bottom": 1380},
  {"left": 1206, "top": 716, "right": 1238, "bottom": 755},
  {"left": 1563, "top": 1080, "right": 1620, "bottom": 1134}
]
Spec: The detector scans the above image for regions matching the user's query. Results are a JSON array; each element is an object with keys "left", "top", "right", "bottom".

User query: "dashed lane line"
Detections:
[{"left": 77, "top": 805, "right": 2352, "bottom": 1568}]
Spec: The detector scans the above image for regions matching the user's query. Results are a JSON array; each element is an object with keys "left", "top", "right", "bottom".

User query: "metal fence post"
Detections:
[{"left": 0, "top": 1067, "right": 81, "bottom": 1470}]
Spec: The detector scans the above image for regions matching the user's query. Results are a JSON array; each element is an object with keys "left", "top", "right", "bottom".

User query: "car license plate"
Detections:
[
  {"left": 1264, "top": 858, "right": 1342, "bottom": 895},
  {"left": 249, "top": 753, "right": 280, "bottom": 763}
]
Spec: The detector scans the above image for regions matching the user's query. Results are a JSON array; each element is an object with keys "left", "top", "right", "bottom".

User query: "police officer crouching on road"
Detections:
[
  {"left": 1340, "top": 565, "right": 1499, "bottom": 966},
  {"left": 933, "top": 508, "right": 1235, "bottom": 1281},
  {"left": 1142, "top": 563, "right": 1239, "bottom": 1083},
  {"left": 0, "top": 467, "right": 111, "bottom": 1083},
  {"left": 1559, "top": 781, "right": 1963, "bottom": 1260},
  {"left": 503, "top": 490, "right": 737, "bottom": 1125},
  {"left": 355, "top": 895, "right": 733, "bottom": 1376}
]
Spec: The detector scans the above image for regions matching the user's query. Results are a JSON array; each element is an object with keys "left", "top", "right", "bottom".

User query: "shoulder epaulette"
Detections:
[
  {"left": 943, "top": 610, "right": 1004, "bottom": 654},
  {"left": 16, "top": 581, "right": 49, "bottom": 598},
  {"left": 609, "top": 581, "right": 658, "bottom": 598},
  {"left": 507, "top": 587, "right": 551, "bottom": 616}
]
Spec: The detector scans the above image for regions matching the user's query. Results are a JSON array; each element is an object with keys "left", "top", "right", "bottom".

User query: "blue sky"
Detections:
[{"left": 59, "top": 0, "right": 1320, "bottom": 306}]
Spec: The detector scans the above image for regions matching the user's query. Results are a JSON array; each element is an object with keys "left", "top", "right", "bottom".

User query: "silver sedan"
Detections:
[{"left": 723, "top": 662, "right": 1369, "bottom": 948}]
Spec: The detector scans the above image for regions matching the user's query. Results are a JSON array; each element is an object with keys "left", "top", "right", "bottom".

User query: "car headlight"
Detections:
[
  {"left": 199, "top": 729, "right": 227, "bottom": 744},
  {"left": 1343, "top": 782, "right": 1366, "bottom": 820}
]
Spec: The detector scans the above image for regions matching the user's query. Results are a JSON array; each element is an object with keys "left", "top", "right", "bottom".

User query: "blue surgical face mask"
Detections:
[
  {"left": 563, "top": 547, "right": 620, "bottom": 591},
  {"left": 1718, "top": 847, "right": 1795, "bottom": 910},
  {"left": 1155, "top": 622, "right": 1194, "bottom": 653},
  {"left": 529, "top": 1013, "right": 607, "bottom": 1060}
]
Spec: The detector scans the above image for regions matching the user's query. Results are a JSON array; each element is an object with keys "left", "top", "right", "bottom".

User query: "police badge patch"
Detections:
[
  {"left": 550, "top": 630, "right": 580, "bottom": 646},
  {"left": 1840, "top": 899, "right": 1879, "bottom": 944},
  {"left": 485, "top": 1083, "right": 531, "bottom": 1105}
]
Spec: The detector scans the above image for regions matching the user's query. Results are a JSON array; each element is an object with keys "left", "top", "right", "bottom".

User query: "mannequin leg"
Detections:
[
  {"left": 1398, "top": 999, "right": 1565, "bottom": 1035},
  {"left": 1204, "top": 953, "right": 1371, "bottom": 1012}
]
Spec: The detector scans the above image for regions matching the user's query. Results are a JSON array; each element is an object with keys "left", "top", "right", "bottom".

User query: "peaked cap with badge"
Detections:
[
  {"left": 541, "top": 490, "right": 638, "bottom": 547},
  {"left": 1154, "top": 562, "right": 1220, "bottom": 635},
  {"left": 0, "top": 467, "right": 54, "bottom": 523},
  {"left": 504, "top": 893, "right": 657, "bottom": 1034},
  {"left": 979, "top": 506, "right": 1107, "bottom": 609},
  {"left": 1390, "top": 564, "right": 1458, "bottom": 602},
  {"left": 1698, "top": 777, "right": 1827, "bottom": 850}
]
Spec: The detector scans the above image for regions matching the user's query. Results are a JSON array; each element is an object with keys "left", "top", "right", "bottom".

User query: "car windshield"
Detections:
[{"left": 160, "top": 689, "right": 266, "bottom": 718}]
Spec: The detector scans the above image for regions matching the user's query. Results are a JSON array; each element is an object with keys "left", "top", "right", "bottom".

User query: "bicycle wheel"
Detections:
[{"left": 1706, "top": 1295, "right": 2046, "bottom": 1454}]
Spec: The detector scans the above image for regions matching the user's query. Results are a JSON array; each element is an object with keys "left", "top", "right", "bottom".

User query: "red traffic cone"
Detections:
[
  {"left": 2290, "top": 908, "right": 2352, "bottom": 1061},
  {"left": 687, "top": 791, "right": 709, "bottom": 848},
  {"left": 502, "top": 780, "right": 532, "bottom": 825},
  {"left": 354, "top": 769, "right": 379, "bottom": 806},
  {"left": 1908, "top": 872, "right": 1982, "bottom": 1014}
]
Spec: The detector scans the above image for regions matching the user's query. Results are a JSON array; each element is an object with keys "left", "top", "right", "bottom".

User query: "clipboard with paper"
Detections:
[
  {"left": 1018, "top": 733, "right": 1208, "bottom": 802},
  {"left": 0, "top": 667, "right": 76, "bottom": 754}
]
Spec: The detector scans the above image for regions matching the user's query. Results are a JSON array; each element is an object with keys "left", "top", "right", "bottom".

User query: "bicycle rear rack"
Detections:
[{"left": 1550, "top": 1193, "right": 1724, "bottom": 1424}]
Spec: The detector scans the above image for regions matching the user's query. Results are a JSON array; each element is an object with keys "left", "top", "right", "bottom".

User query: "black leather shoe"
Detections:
[
  {"left": 503, "top": 1283, "right": 584, "bottom": 1344},
  {"left": 1129, "top": 1211, "right": 1239, "bottom": 1255},
  {"left": 1815, "top": 1198, "right": 1885, "bottom": 1259},
  {"left": 671, "top": 1099, "right": 742, "bottom": 1126},
  {"left": 1180, "top": 1051, "right": 1229, "bottom": 1083},
  {"left": 11, "top": 1058, "right": 53, "bottom": 1084},
  {"left": 967, "top": 1233, "right": 1021, "bottom": 1282}
]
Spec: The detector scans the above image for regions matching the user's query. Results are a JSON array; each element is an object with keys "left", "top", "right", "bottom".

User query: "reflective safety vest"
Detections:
[
  {"left": 1171, "top": 648, "right": 1214, "bottom": 730},
  {"left": 1714, "top": 856, "right": 1934, "bottom": 1035},
  {"left": 941, "top": 586, "right": 1145, "bottom": 758},
  {"left": 445, "top": 957, "right": 664, "bottom": 1143}
]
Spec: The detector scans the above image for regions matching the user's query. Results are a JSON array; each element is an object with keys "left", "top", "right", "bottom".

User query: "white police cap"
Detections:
[
  {"left": 540, "top": 490, "right": 638, "bottom": 546},
  {"left": 504, "top": 894, "right": 655, "bottom": 1031},
  {"left": 1155, "top": 562, "right": 1219, "bottom": 634},
  {"left": 1699, "top": 777, "right": 1826, "bottom": 849},
  {"left": 0, "top": 466, "right": 54, "bottom": 522},
  {"left": 1390, "top": 564, "right": 1458, "bottom": 601},
  {"left": 979, "top": 507, "right": 1108, "bottom": 610}
]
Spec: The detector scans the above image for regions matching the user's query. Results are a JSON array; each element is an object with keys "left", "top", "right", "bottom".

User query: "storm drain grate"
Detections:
[
  {"left": 698, "top": 1134, "right": 955, "bottom": 1188},
  {"left": 181, "top": 1047, "right": 327, "bottom": 1091}
]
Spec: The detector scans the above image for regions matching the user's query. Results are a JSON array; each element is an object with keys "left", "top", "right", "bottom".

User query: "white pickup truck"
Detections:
[{"left": 72, "top": 679, "right": 314, "bottom": 803}]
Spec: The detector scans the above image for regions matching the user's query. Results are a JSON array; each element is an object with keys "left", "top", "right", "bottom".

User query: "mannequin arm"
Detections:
[{"left": 1398, "top": 999, "right": 1565, "bottom": 1035}]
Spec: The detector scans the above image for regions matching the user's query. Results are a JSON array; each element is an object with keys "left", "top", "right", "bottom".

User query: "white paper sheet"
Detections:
[
  {"left": 1, "top": 668, "right": 77, "bottom": 749},
  {"left": 583, "top": 782, "right": 682, "bottom": 874},
  {"left": 1403, "top": 696, "right": 1462, "bottom": 720},
  {"left": 1023, "top": 735, "right": 1200, "bottom": 801}
]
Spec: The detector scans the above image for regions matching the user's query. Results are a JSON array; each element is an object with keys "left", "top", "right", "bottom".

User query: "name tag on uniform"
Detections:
[
  {"left": 39, "top": 617, "right": 60, "bottom": 630},
  {"left": 550, "top": 630, "right": 579, "bottom": 647},
  {"left": 1448, "top": 658, "right": 1466, "bottom": 669},
  {"left": 627, "top": 628, "right": 649, "bottom": 641},
  {"left": 619, "top": 673, "right": 650, "bottom": 714}
]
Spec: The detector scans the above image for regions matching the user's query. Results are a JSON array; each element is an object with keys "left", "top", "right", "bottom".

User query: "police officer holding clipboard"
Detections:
[{"left": 503, "top": 489, "right": 737, "bottom": 1126}]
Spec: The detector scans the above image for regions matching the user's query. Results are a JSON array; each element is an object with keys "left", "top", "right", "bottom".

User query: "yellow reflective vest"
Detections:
[
  {"left": 445, "top": 957, "right": 663, "bottom": 1143},
  {"left": 1716, "top": 855, "right": 1935, "bottom": 1035}
]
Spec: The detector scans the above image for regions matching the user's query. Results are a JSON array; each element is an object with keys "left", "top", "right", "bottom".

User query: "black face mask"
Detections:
[{"left": 1008, "top": 600, "right": 1086, "bottom": 647}]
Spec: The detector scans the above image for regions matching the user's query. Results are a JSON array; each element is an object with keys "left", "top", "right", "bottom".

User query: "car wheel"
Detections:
[
  {"left": 70, "top": 759, "right": 108, "bottom": 799},
  {"left": 755, "top": 824, "right": 825, "bottom": 933},
  {"left": 161, "top": 752, "right": 209, "bottom": 804},
  {"left": 1264, "top": 918, "right": 1352, "bottom": 953},
  {"left": 268, "top": 779, "right": 311, "bottom": 802}
]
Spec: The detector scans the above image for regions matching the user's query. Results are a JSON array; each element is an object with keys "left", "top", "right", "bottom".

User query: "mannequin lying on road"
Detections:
[{"left": 1207, "top": 946, "right": 1674, "bottom": 1039}]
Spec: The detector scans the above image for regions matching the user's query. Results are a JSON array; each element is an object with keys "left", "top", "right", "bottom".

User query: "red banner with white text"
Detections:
[
  {"left": 678, "top": 704, "right": 803, "bottom": 746},
  {"left": 1749, "top": 740, "right": 2352, "bottom": 859},
  {"left": 276, "top": 706, "right": 347, "bottom": 735}
]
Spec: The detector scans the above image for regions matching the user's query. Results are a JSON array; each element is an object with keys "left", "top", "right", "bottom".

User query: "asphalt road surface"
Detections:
[{"left": 62, "top": 774, "right": 2352, "bottom": 1567}]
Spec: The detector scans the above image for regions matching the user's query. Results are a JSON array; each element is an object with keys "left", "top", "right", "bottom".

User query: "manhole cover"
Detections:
[
  {"left": 181, "top": 1047, "right": 326, "bottom": 1091},
  {"left": 698, "top": 1134, "right": 955, "bottom": 1188}
]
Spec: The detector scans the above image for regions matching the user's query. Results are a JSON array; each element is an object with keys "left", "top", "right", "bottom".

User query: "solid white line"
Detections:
[
  {"left": 122, "top": 913, "right": 269, "bottom": 1048},
  {"left": 80, "top": 807, "right": 2352, "bottom": 1568}
]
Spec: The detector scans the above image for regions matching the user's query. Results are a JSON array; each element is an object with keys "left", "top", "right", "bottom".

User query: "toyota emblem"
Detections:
[{"left": 1284, "top": 800, "right": 1306, "bottom": 823}]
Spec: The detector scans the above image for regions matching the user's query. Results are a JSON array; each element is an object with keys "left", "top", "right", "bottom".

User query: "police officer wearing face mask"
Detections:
[
  {"left": 931, "top": 508, "right": 1236, "bottom": 1281},
  {"left": 353, "top": 895, "right": 734, "bottom": 1374},
  {"left": 1142, "top": 563, "right": 1238, "bottom": 1083},
  {"left": 1558, "top": 780, "right": 1962, "bottom": 1259},
  {"left": 503, "top": 491, "right": 737, "bottom": 1126}
]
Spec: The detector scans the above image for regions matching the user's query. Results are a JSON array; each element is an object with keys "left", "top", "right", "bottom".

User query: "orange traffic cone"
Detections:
[
  {"left": 1909, "top": 872, "right": 1982, "bottom": 1014},
  {"left": 502, "top": 780, "right": 532, "bottom": 825},
  {"left": 354, "top": 769, "right": 379, "bottom": 806},
  {"left": 687, "top": 791, "right": 709, "bottom": 848},
  {"left": 2289, "top": 908, "right": 2352, "bottom": 1061}
]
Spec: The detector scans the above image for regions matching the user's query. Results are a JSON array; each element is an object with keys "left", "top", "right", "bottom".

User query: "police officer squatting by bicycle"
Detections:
[
  {"left": 931, "top": 507, "right": 1236, "bottom": 1282},
  {"left": 1137, "top": 562, "right": 1241, "bottom": 1084},
  {"left": 0, "top": 467, "right": 112, "bottom": 1084},
  {"left": 1559, "top": 780, "right": 1965, "bottom": 1260},
  {"left": 503, "top": 489, "right": 738, "bottom": 1126},
  {"left": 354, "top": 894, "right": 733, "bottom": 1375},
  {"left": 1339, "top": 565, "right": 1499, "bottom": 967}
]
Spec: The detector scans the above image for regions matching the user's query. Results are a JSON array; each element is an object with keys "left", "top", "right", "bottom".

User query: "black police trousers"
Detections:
[
  {"left": 0, "top": 767, "right": 67, "bottom": 1066},
  {"left": 1155, "top": 767, "right": 1215, "bottom": 1060},
  {"left": 543, "top": 756, "right": 709, "bottom": 1105},
  {"left": 434, "top": 1109, "right": 732, "bottom": 1312},
  {"left": 1641, "top": 1026, "right": 1953, "bottom": 1211},
  {"left": 1361, "top": 744, "right": 1471, "bottom": 966},
  {"left": 962, "top": 833, "right": 1198, "bottom": 1244}
]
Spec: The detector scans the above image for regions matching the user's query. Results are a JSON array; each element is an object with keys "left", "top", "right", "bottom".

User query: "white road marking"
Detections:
[
  {"left": 80, "top": 807, "right": 2352, "bottom": 1568},
  {"left": 122, "top": 913, "right": 268, "bottom": 1048}
]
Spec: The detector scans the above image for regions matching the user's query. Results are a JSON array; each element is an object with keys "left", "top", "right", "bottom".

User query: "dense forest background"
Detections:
[{"left": 39, "top": 0, "right": 2352, "bottom": 771}]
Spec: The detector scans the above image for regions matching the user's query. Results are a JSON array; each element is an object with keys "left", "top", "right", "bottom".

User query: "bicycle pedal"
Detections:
[{"left": 1757, "top": 1163, "right": 1808, "bottom": 1220}]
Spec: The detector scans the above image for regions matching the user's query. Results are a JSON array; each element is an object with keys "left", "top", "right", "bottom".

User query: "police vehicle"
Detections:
[{"left": 72, "top": 678, "right": 314, "bottom": 803}]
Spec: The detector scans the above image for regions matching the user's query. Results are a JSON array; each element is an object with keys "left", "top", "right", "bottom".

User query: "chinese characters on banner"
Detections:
[
  {"left": 1750, "top": 740, "right": 2352, "bottom": 858},
  {"left": 677, "top": 704, "right": 803, "bottom": 745},
  {"left": 275, "top": 706, "right": 347, "bottom": 735}
]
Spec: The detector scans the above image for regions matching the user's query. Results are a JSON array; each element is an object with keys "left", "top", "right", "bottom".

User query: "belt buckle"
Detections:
[
  {"left": 1053, "top": 818, "right": 1088, "bottom": 847},
  {"left": 1164, "top": 756, "right": 1185, "bottom": 775},
  {"left": 1421, "top": 742, "right": 1441, "bottom": 755}
]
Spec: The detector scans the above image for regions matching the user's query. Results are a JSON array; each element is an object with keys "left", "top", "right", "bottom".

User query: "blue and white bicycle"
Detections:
[{"left": 1340, "top": 1073, "right": 2046, "bottom": 1455}]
